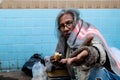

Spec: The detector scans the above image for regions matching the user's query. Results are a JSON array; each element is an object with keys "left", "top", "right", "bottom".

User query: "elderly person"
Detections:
[{"left": 51, "top": 8, "right": 120, "bottom": 80}]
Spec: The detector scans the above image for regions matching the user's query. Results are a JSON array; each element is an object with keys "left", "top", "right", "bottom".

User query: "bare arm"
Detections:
[
  {"left": 67, "top": 50, "right": 88, "bottom": 64},
  {"left": 60, "top": 50, "right": 89, "bottom": 65}
]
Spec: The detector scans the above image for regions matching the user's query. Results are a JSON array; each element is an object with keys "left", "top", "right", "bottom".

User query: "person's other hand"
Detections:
[
  {"left": 50, "top": 56, "right": 56, "bottom": 62},
  {"left": 50, "top": 56, "right": 63, "bottom": 66},
  {"left": 50, "top": 56, "right": 59, "bottom": 65}
]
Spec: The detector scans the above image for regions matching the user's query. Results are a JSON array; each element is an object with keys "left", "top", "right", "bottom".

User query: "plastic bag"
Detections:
[
  {"left": 21, "top": 53, "right": 45, "bottom": 77},
  {"left": 32, "top": 62, "right": 47, "bottom": 80}
]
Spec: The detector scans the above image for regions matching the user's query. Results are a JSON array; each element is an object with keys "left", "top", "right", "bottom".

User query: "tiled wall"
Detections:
[{"left": 0, "top": 9, "right": 120, "bottom": 71}]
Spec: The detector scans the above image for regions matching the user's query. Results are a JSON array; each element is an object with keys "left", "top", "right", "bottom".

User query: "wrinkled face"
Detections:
[{"left": 59, "top": 13, "right": 75, "bottom": 39}]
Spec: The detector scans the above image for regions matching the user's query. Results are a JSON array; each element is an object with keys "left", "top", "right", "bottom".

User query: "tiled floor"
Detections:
[{"left": 0, "top": 71, "right": 31, "bottom": 80}]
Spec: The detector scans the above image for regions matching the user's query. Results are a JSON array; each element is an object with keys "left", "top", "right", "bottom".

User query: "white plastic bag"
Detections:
[{"left": 32, "top": 61, "right": 47, "bottom": 80}]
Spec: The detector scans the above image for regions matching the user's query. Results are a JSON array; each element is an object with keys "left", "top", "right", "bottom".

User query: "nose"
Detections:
[
  {"left": 64, "top": 26, "right": 69, "bottom": 31},
  {"left": 63, "top": 24, "right": 70, "bottom": 31}
]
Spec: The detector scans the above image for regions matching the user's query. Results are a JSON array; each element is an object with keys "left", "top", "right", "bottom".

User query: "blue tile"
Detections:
[
  {"left": 0, "top": 9, "right": 120, "bottom": 70},
  {"left": 0, "top": 61, "right": 9, "bottom": 70}
]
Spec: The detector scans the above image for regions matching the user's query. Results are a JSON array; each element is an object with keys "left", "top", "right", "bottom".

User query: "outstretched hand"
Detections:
[{"left": 60, "top": 35, "right": 94, "bottom": 65}]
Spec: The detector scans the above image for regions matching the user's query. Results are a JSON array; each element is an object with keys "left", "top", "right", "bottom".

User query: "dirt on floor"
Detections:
[{"left": 0, "top": 71, "right": 31, "bottom": 80}]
